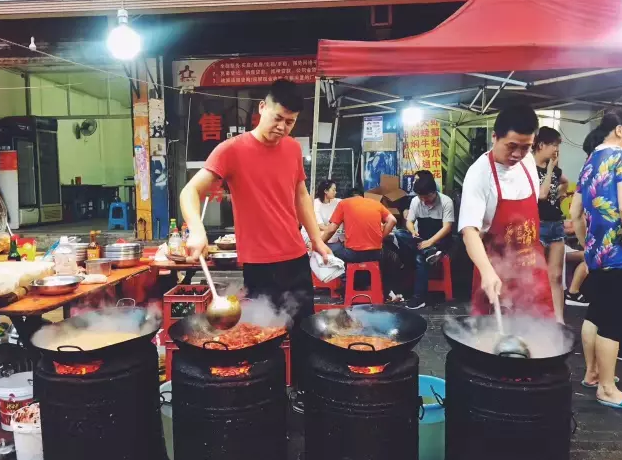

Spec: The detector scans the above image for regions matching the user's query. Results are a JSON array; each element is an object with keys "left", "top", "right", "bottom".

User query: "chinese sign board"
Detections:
[
  {"left": 174, "top": 56, "right": 317, "bottom": 87},
  {"left": 363, "top": 116, "right": 384, "bottom": 142},
  {"left": 403, "top": 120, "right": 443, "bottom": 187}
]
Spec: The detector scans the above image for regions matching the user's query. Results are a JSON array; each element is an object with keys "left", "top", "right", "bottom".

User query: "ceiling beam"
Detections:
[{"left": 0, "top": 0, "right": 458, "bottom": 19}]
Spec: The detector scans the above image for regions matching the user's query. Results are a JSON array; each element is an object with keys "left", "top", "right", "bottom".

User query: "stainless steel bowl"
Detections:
[
  {"left": 211, "top": 252, "right": 238, "bottom": 269},
  {"left": 85, "top": 259, "right": 112, "bottom": 276},
  {"left": 30, "top": 275, "right": 84, "bottom": 296},
  {"left": 110, "top": 258, "right": 141, "bottom": 268}
]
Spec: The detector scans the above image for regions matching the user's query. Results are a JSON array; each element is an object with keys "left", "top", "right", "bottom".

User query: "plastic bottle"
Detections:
[
  {"left": 168, "top": 228, "right": 183, "bottom": 257},
  {"left": 54, "top": 236, "right": 78, "bottom": 275}
]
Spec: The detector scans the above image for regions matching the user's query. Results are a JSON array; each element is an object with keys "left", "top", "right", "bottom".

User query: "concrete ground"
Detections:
[{"left": 286, "top": 296, "right": 622, "bottom": 460}]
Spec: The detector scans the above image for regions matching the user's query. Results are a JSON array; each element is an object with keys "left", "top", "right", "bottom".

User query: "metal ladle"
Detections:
[
  {"left": 491, "top": 297, "right": 531, "bottom": 358},
  {"left": 199, "top": 255, "right": 241, "bottom": 330}
]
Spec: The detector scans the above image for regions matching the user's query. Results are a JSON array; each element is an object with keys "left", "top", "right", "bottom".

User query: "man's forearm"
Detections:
[
  {"left": 405, "top": 220, "right": 417, "bottom": 235},
  {"left": 180, "top": 185, "right": 205, "bottom": 235},
  {"left": 428, "top": 223, "right": 451, "bottom": 245},
  {"left": 463, "top": 227, "right": 495, "bottom": 276},
  {"left": 296, "top": 189, "right": 322, "bottom": 242},
  {"left": 382, "top": 217, "right": 397, "bottom": 238},
  {"left": 573, "top": 217, "right": 587, "bottom": 248}
]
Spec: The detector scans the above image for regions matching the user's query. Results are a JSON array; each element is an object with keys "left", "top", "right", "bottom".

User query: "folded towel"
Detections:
[{"left": 310, "top": 252, "right": 345, "bottom": 283}]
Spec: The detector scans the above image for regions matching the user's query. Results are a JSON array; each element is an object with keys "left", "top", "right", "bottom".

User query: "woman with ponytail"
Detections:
[{"left": 570, "top": 108, "right": 622, "bottom": 409}]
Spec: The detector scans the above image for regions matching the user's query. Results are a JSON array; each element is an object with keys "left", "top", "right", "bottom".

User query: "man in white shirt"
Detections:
[
  {"left": 458, "top": 105, "right": 554, "bottom": 318},
  {"left": 395, "top": 170, "right": 454, "bottom": 309}
]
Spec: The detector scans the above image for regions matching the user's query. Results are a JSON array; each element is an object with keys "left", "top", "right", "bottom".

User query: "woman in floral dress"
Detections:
[{"left": 570, "top": 109, "right": 622, "bottom": 409}]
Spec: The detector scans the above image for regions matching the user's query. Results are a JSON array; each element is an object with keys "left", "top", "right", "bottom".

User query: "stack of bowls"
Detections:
[
  {"left": 102, "top": 243, "right": 143, "bottom": 268},
  {"left": 70, "top": 242, "right": 89, "bottom": 265}
]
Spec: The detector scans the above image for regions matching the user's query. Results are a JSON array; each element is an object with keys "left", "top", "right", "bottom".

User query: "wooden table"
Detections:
[{"left": 1, "top": 265, "right": 150, "bottom": 349}]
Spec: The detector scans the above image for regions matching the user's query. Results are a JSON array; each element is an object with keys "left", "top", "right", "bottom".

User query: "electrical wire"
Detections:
[{"left": 558, "top": 125, "right": 585, "bottom": 149}]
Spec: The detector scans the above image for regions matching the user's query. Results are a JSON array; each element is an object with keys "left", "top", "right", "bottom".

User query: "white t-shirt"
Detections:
[
  {"left": 458, "top": 152, "right": 539, "bottom": 233},
  {"left": 313, "top": 198, "right": 344, "bottom": 244}
]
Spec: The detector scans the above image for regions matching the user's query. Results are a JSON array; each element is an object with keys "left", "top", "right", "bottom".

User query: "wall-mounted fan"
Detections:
[{"left": 73, "top": 119, "right": 98, "bottom": 139}]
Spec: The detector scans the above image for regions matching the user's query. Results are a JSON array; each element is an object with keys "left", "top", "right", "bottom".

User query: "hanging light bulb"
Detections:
[
  {"left": 107, "top": 9, "right": 141, "bottom": 60},
  {"left": 28, "top": 37, "right": 36, "bottom": 52},
  {"left": 402, "top": 106, "right": 424, "bottom": 126}
]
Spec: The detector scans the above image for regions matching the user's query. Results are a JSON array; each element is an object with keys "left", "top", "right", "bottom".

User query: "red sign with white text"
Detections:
[{"left": 173, "top": 56, "right": 317, "bottom": 87}]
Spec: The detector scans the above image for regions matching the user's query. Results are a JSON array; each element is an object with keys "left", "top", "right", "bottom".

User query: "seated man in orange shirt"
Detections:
[{"left": 322, "top": 188, "right": 397, "bottom": 263}]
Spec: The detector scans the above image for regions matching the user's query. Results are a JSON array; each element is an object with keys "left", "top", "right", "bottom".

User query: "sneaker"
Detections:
[
  {"left": 405, "top": 295, "right": 426, "bottom": 310},
  {"left": 289, "top": 389, "right": 305, "bottom": 414},
  {"left": 565, "top": 291, "right": 589, "bottom": 307},
  {"left": 425, "top": 250, "right": 442, "bottom": 265}
]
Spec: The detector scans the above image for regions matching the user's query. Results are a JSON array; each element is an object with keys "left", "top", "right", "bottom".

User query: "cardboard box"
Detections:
[{"left": 364, "top": 174, "right": 408, "bottom": 215}]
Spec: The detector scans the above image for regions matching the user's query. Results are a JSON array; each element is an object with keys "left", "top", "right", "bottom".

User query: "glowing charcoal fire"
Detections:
[
  {"left": 53, "top": 360, "right": 103, "bottom": 375},
  {"left": 210, "top": 362, "right": 252, "bottom": 377},
  {"left": 348, "top": 364, "right": 388, "bottom": 375}
]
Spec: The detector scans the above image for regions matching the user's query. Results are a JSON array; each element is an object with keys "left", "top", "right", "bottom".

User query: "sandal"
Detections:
[
  {"left": 596, "top": 398, "right": 622, "bottom": 409},
  {"left": 581, "top": 376, "right": 620, "bottom": 388}
]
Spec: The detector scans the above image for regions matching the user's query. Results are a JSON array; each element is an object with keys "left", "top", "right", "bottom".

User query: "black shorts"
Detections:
[
  {"left": 242, "top": 254, "right": 314, "bottom": 328},
  {"left": 584, "top": 269, "right": 622, "bottom": 342}
]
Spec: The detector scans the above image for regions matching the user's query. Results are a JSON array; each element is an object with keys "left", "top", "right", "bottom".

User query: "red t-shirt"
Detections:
[
  {"left": 330, "top": 197, "right": 391, "bottom": 251},
  {"left": 204, "top": 132, "right": 307, "bottom": 264}
]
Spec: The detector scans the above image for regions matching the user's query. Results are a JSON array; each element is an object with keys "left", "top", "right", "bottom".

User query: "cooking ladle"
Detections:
[
  {"left": 199, "top": 254, "right": 241, "bottom": 330},
  {"left": 491, "top": 297, "right": 531, "bottom": 359}
]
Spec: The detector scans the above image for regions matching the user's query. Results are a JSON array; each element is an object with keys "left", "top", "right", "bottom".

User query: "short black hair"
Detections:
[
  {"left": 315, "top": 179, "right": 337, "bottom": 201},
  {"left": 413, "top": 170, "right": 437, "bottom": 195},
  {"left": 266, "top": 79, "right": 304, "bottom": 113},
  {"left": 534, "top": 126, "right": 561, "bottom": 150},
  {"left": 493, "top": 105, "right": 539, "bottom": 139},
  {"left": 583, "top": 108, "right": 622, "bottom": 155},
  {"left": 347, "top": 187, "right": 363, "bottom": 198}
]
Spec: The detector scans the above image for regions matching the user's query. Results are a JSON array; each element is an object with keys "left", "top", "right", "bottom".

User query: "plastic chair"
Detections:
[
  {"left": 344, "top": 261, "right": 384, "bottom": 306},
  {"left": 312, "top": 273, "right": 342, "bottom": 299},
  {"left": 427, "top": 254, "right": 453, "bottom": 300},
  {"left": 108, "top": 202, "right": 130, "bottom": 230}
]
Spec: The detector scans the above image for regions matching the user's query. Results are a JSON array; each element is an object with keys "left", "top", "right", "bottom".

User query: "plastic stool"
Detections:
[
  {"left": 108, "top": 202, "right": 130, "bottom": 230},
  {"left": 344, "top": 261, "right": 383, "bottom": 306},
  {"left": 312, "top": 273, "right": 342, "bottom": 299},
  {"left": 428, "top": 254, "right": 453, "bottom": 300}
]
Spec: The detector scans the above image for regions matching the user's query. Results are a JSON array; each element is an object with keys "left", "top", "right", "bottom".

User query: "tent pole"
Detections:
[
  {"left": 310, "top": 77, "right": 322, "bottom": 199},
  {"left": 328, "top": 99, "right": 341, "bottom": 179},
  {"left": 445, "top": 125, "right": 458, "bottom": 193}
]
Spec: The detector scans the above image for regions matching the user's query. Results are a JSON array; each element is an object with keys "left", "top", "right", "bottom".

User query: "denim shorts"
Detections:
[{"left": 539, "top": 220, "right": 565, "bottom": 247}]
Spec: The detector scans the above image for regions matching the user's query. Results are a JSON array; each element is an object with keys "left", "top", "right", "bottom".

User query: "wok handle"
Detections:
[
  {"left": 56, "top": 345, "right": 85, "bottom": 352},
  {"left": 349, "top": 294, "right": 372, "bottom": 304},
  {"left": 202, "top": 340, "right": 229, "bottom": 350},
  {"left": 347, "top": 342, "right": 376, "bottom": 351}
]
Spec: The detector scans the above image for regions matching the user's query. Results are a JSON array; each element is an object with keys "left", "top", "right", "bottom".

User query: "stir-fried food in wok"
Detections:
[
  {"left": 184, "top": 323, "right": 287, "bottom": 350},
  {"left": 325, "top": 335, "right": 400, "bottom": 351}
]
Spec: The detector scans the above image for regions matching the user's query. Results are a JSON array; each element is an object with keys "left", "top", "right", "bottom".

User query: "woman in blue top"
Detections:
[{"left": 570, "top": 109, "right": 622, "bottom": 409}]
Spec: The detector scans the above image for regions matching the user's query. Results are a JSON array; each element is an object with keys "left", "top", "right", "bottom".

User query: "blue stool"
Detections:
[{"left": 108, "top": 202, "right": 130, "bottom": 230}]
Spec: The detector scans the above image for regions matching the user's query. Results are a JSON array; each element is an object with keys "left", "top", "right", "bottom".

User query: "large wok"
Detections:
[
  {"left": 168, "top": 313, "right": 288, "bottom": 364},
  {"left": 31, "top": 307, "right": 161, "bottom": 364},
  {"left": 443, "top": 315, "right": 576, "bottom": 374},
  {"left": 301, "top": 304, "right": 428, "bottom": 366}
]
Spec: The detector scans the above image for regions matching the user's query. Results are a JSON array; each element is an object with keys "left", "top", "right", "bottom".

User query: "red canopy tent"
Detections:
[
  {"left": 309, "top": 0, "right": 622, "bottom": 196},
  {"left": 317, "top": 0, "right": 622, "bottom": 77}
]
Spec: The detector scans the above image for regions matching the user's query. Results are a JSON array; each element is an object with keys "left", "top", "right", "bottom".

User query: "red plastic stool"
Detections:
[
  {"left": 344, "top": 261, "right": 384, "bottom": 306},
  {"left": 312, "top": 273, "right": 342, "bottom": 299},
  {"left": 427, "top": 254, "right": 453, "bottom": 300}
]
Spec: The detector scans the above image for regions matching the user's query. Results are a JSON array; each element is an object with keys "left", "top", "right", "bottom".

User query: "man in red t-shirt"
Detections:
[
  {"left": 180, "top": 79, "right": 330, "bottom": 412},
  {"left": 322, "top": 188, "right": 397, "bottom": 263}
]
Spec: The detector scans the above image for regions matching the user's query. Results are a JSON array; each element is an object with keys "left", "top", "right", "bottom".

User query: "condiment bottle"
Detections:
[
  {"left": 86, "top": 230, "right": 101, "bottom": 260},
  {"left": 7, "top": 236, "right": 21, "bottom": 262},
  {"left": 54, "top": 236, "right": 78, "bottom": 275},
  {"left": 168, "top": 228, "right": 183, "bottom": 256},
  {"left": 181, "top": 223, "right": 189, "bottom": 255}
]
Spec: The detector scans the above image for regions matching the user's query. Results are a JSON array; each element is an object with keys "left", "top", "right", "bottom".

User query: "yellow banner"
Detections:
[{"left": 403, "top": 119, "right": 443, "bottom": 182}]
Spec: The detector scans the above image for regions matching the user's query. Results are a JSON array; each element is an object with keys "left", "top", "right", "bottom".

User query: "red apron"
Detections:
[{"left": 471, "top": 153, "right": 554, "bottom": 318}]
